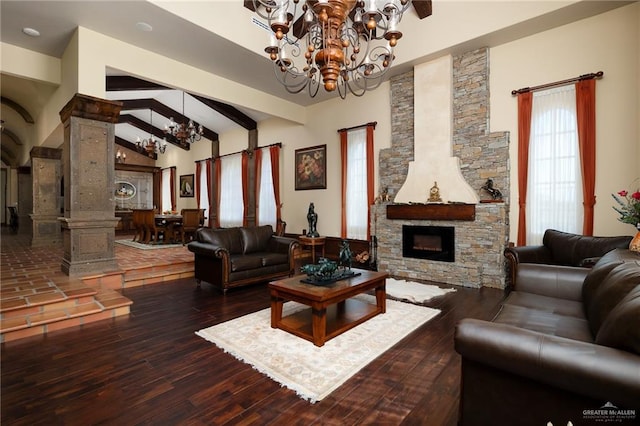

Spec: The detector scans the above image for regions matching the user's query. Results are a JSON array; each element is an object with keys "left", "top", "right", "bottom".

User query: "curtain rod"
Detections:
[
  {"left": 337, "top": 121, "right": 377, "bottom": 133},
  {"left": 195, "top": 142, "right": 282, "bottom": 163},
  {"left": 511, "top": 71, "right": 604, "bottom": 96}
]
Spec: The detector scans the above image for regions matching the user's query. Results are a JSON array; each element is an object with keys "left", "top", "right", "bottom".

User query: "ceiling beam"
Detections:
[
  {"left": 412, "top": 0, "right": 433, "bottom": 19},
  {"left": 0, "top": 128, "right": 23, "bottom": 146},
  {"left": 118, "top": 99, "right": 219, "bottom": 143},
  {"left": 107, "top": 75, "right": 170, "bottom": 91},
  {"left": 192, "top": 95, "right": 257, "bottom": 131},
  {"left": 1, "top": 97, "right": 34, "bottom": 124}
]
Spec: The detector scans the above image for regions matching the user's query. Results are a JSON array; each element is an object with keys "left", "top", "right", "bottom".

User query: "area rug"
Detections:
[
  {"left": 386, "top": 278, "right": 456, "bottom": 304},
  {"left": 115, "top": 239, "right": 183, "bottom": 250},
  {"left": 195, "top": 294, "right": 440, "bottom": 403}
]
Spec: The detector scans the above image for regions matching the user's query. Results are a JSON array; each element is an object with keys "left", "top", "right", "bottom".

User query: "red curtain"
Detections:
[
  {"left": 241, "top": 151, "right": 249, "bottom": 227},
  {"left": 576, "top": 79, "right": 596, "bottom": 235},
  {"left": 214, "top": 157, "right": 221, "bottom": 228},
  {"left": 205, "top": 159, "right": 212, "bottom": 227},
  {"left": 339, "top": 130, "right": 348, "bottom": 238},
  {"left": 195, "top": 160, "right": 202, "bottom": 208},
  {"left": 516, "top": 92, "right": 533, "bottom": 246},
  {"left": 365, "top": 124, "right": 375, "bottom": 240},
  {"left": 254, "top": 148, "right": 263, "bottom": 225},
  {"left": 270, "top": 145, "right": 282, "bottom": 224}
]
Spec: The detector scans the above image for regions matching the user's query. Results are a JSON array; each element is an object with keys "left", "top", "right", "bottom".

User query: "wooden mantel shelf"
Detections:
[{"left": 386, "top": 203, "right": 476, "bottom": 221}]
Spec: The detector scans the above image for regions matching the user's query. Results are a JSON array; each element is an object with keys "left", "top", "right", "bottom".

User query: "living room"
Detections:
[{"left": 1, "top": 1, "right": 639, "bottom": 424}]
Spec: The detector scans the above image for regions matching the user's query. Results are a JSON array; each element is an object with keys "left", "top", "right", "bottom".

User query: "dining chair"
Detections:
[
  {"left": 131, "top": 209, "right": 152, "bottom": 243},
  {"left": 177, "top": 208, "right": 206, "bottom": 244},
  {"left": 144, "top": 210, "right": 167, "bottom": 244}
]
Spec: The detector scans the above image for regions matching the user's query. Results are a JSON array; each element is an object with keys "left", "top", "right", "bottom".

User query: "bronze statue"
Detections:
[
  {"left": 481, "top": 178, "right": 503, "bottom": 200},
  {"left": 338, "top": 240, "right": 352, "bottom": 271},
  {"left": 306, "top": 202, "right": 319, "bottom": 237}
]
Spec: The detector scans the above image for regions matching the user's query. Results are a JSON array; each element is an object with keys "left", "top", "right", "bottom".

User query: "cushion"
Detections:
[
  {"left": 230, "top": 255, "right": 263, "bottom": 272},
  {"left": 198, "top": 228, "right": 243, "bottom": 254},
  {"left": 543, "top": 229, "right": 632, "bottom": 267},
  {"left": 595, "top": 285, "right": 640, "bottom": 354},
  {"left": 584, "top": 261, "right": 640, "bottom": 336},
  {"left": 262, "top": 253, "right": 288, "bottom": 267},
  {"left": 240, "top": 225, "right": 274, "bottom": 254}
]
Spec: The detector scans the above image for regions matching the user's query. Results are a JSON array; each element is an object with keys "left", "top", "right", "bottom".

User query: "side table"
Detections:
[{"left": 298, "top": 235, "right": 326, "bottom": 264}]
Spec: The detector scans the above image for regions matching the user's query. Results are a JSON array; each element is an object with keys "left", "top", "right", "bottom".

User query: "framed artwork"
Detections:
[
  {"left": 295, "top": 144, "right": 326, "bottom": 190},
  {"left": 179, "top": 174, "right": 195, "bottom": 197}
]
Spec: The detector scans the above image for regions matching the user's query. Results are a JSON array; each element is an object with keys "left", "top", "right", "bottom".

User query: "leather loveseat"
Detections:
[
  {"left": 504, "top": 229, "right": 632, "bottom": 289},
  {"left": 187, "top": 225, "right": 299, "bottom": 293},
  {"left": 455, "top": 248, "right": 640, "bottom": 426}
]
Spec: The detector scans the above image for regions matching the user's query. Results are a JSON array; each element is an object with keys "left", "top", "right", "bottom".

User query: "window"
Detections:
[
  {"left": 340, "top": 123, "right": 375, "bottom": 240},
  {"left": 196, "top": 159, "right": 210, "bottom": 226},
  {"left": 160, "top": 167, "right": 175, "bottom": 213},
  {"left": 526, "top": 86, "right": 583, "bottom": 245},
  {"left": 256, "top": 147, "right": 279, "bottom": 228},
  {"left": 218, "top": 154, "right": 244, "bottom": 227}
]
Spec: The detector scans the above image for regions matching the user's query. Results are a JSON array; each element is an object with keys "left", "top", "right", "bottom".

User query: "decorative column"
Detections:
[
  {"left": 58, "top": 93, "right": 123, "bottom": 276},
  {"left": 246, "top": 129, "right": 258, "bottom": 227},
  {"left": 29, "top": 146, "right": 62, "bottom": 246}
]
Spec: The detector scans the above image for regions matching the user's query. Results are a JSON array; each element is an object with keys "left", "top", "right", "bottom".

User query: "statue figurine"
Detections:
[
  {"left": 338, "top": 240, "right": 353, "bottom": 271},
  {"left": 307, "top": 202, "right": 319, "bottom": 237},
  {"left": 481, "top": 178, "right": 503, "bottom": 200},
  {"left": 427, "top": 181, "right": 443, "bottom": 203}
]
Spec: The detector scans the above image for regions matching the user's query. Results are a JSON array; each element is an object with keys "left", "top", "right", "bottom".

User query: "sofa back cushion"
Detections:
[
  {"left": 543, "top": 229, "right": 632, "bottom": 266},
  {"left": 595, "top": 284, "right": 640, "bottom": 354},
  {"left": 196, "top": 227, "right": 243, "bottom": 254},
  {"left": 240, "top": 225, "right": 274, "bottom": 254},
  {"left": 584, "top": 260, "right": 640, "bottom": 337}
]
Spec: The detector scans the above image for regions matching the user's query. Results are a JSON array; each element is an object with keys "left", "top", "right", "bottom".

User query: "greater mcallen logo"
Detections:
[{"left": 582, "top": 402, "right": 637, "bottom": 422}]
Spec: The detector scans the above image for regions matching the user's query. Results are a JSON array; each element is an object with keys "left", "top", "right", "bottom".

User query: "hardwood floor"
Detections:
[{"left": 1, "top": 274, "right": 505, "bottom": 425}]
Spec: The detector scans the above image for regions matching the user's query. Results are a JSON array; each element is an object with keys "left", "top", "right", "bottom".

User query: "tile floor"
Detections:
[{"left": 1, "top": 228, "right": 195, "bottom": 342}]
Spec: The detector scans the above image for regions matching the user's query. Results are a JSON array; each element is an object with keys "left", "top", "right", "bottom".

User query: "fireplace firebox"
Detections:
[{"left": 402, "top": 225, "right": 455, "bottom": 262}]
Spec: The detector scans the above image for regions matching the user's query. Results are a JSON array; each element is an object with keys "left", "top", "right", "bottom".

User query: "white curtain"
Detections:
[
  {"left": 258, "top": 148, "right": 277, "bottom": 228},
  {"left": 198, "top": 160, "right": 210, "bottom": 227},
  {"left": 161, "top": 168, "right": 172, "bottom": 213},
  {"left": 346, "top": 128, "right": 368, "bottom": 240},
  {"left": 526, "top": 86, "right": 583, "bottom": 245},
  {"left": 219, "top": 154, "right": 244, "bottom": 227}
]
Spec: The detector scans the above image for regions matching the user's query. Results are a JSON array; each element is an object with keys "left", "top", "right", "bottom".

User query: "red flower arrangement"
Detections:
[{"left": 612, "top": 187, "right": 640, "bottom": 227}]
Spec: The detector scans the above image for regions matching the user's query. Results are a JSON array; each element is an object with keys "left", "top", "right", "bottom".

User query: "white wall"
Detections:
[
  {"left": 257, "top": 84, "right": 392, "bottom": 237},
  {"left": 490, "top": 2, "right": 639, "bottom": 240}
]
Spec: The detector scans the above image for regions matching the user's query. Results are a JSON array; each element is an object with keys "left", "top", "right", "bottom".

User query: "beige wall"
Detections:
[{"left": 490, "top": 2, "right": 639, "bottom": 240}]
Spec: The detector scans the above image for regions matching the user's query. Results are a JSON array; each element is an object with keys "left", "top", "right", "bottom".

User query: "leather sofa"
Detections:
[
  {"left": 187, "top": 225, "right": 299, "bottom": 293},
  {"left": 504, "top": 229, "right": 632, "bottom": 289},
  {"left": 455, "top": 248, "right": 640, "bottom": 426}
]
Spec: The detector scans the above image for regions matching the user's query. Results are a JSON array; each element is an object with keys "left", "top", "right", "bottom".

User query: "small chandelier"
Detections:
[
  {"left": 252, "top": 0, "right": 412, "bottom": 98},
  {"left": 136, "top": 110, "right": 167, "bottom": 157},
  {"left": 164, "top": 92, "right": 203, "bottom": 145}
]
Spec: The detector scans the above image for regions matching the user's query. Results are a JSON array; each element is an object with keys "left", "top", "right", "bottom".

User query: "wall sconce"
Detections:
[{"left": 116, "top": 149, "right": 127, "bottom": 163}]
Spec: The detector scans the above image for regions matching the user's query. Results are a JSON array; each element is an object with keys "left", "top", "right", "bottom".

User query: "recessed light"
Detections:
[
  {"left": 22, "top": 27, "right": 40, "bottom": 37},
  {"left": 135, "top": 22, "right": 153, "bottom": 32}
]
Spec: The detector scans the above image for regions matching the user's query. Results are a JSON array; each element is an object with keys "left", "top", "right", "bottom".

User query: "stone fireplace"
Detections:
[{"left": 374, "top": 48, "right": 510, "bottom": 289}]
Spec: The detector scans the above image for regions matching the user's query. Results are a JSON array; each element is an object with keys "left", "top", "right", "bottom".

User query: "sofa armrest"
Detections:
[
  {"left": 268, "top": 236, "right": 300, "bottom": 254},
  {"left": 514, "top": 263, "right": 589, "bottom": 300},
  {"left": 504, "top": 245, "right": 554, "bottom": 265},
  {"left": 455, "top": 318, "right": 640, "bottom": 408},
  {"left": 187, "top": 241, "right": 230, "bottom": 260}
]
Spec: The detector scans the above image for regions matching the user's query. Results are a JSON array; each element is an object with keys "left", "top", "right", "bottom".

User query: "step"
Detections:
[
  {"left": 81, "top": 260, "right": 194, "bottom": 290},
  {"left": 0, "top": 287, "right": 132, "bottom": 343}
]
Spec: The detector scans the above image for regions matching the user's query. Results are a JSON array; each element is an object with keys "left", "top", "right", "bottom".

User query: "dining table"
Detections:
[{"left": 155, "top": 214, "right": 183, "bottom": 244}]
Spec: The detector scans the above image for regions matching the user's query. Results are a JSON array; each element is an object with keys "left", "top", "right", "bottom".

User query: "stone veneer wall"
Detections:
[{"left": 375, "top": 48, "right": 511, "bottom": 289}]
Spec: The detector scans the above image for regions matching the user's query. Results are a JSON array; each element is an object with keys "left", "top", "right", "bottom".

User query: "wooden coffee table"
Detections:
[{"left": 269, "top": 269, "right": 388, "bottom": 347}]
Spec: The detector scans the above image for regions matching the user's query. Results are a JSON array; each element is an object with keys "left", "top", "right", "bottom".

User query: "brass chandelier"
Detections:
[
  {"left": 136, "top": 110, "right": 167, "bottom": 157},
  {"left": 164, "top": 92, "right": 204, "bottom": 145},
  {"left": 252, "top": 0, "right": 412, "bottom": 98}
]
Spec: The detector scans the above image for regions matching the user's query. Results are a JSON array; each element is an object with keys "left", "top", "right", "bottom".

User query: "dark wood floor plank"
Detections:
[{"left": 2, "top": 274, "right": 505, "bottom": 425}]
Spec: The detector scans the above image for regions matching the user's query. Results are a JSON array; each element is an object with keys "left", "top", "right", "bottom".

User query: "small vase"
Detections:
[{"left": 630, "top": 226, "right": 640, "bottom": 253}]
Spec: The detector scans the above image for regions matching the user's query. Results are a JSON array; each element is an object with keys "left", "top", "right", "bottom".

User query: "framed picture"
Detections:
[
  {"left": 179, "top": 174, "right": 195, "bottom": 197},
  {"left": 295, "top": 144, "right": 326, "bottom": 190}
]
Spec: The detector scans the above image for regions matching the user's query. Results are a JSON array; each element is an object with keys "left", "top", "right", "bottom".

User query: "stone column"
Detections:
[
  {"left": 30, "top": 146, "right": 62, "bottom": 246},
  {"left": 58, "top": 94, "right": 123, "bottom": 276},
  {"left": 17, "top": 166, "right": 32, "bottom": 234}
]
